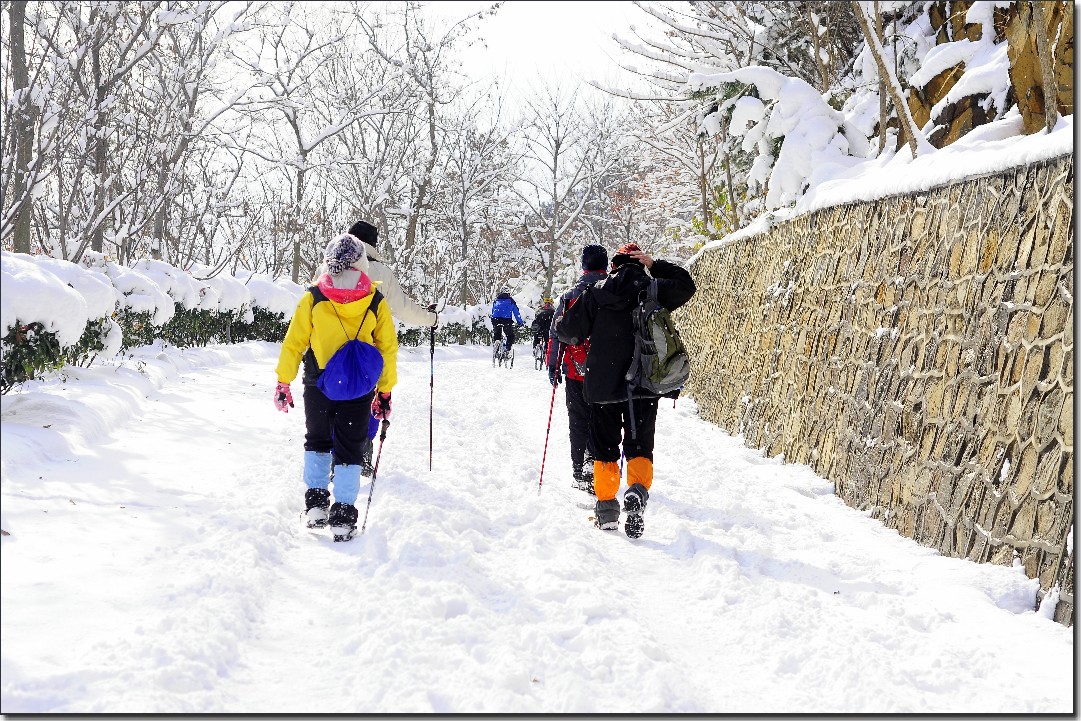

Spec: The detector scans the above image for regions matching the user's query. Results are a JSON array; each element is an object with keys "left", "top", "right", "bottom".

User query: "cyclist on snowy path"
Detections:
[{"left": 490, "top": 288, "right": 523, "bottom": 351}]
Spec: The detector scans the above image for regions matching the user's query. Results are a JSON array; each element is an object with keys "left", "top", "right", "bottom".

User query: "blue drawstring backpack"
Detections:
[{"left": 311, "top": 287, "right": 385, "bottom": 401}]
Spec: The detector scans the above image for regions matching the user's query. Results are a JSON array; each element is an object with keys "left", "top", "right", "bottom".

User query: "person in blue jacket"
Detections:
[{"left": 490, "top": 286, "right": 523, "bottom": 350}]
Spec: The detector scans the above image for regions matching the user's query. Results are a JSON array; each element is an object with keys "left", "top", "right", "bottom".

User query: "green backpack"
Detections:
[{"left": 625, "top": 277, "right": 690, "bottom": 398}]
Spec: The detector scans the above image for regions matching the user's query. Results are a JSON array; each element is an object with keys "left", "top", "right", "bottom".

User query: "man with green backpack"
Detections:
[{"left": 554, "top": 242, "right": 696, "bottom": 538}]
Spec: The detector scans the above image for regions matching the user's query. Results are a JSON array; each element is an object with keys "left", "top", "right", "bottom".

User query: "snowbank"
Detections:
[{"left": 689, "top": 113, "right": 1073, "bottom": 267}]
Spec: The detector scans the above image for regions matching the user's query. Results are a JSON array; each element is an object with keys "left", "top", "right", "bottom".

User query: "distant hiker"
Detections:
[
  {"left": 490, "top": 286, "right": 523, "bottom": 350},
  {"left": 547, "top": 244, "right": 608, "bottom": 495},
  {"left": 555, "top": 242, "right": 695, "bottom": 538},
  {"left": 274, "top": 233, "right": 399, "bottom": 541},
  {"left": 530, "top": 297, "right": 555, "bottom": 353},
  {"left": 348, "top": 220, "right": 438, "bottom": 329}
]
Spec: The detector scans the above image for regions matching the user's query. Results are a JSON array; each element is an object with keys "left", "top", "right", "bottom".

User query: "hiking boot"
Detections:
[
  {"left": 594, "top": 499, "right": 619, "bottom": 531},
  {"left": 328, "top": 501, "right": 359, "bottom": 541},
  {"left": 571, "top": 469, "right": 594, "bottom": 495},
  {"left": 304, "top": 488, "right": 331, "bottom": 528},
  {"left": 622, "top": 484, "right": 649, "bottom": 539}
]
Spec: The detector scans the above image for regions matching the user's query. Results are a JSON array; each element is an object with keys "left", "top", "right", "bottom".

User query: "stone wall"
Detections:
[{"left": 677, "top": 153, "right": 1074, "bottom": 625}]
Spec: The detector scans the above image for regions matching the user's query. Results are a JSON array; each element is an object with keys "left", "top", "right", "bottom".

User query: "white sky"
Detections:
[{"left": 431, "top": 1, "right": 651, "bottom": 103}]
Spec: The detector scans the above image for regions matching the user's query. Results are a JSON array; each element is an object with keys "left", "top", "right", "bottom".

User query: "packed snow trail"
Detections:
[{"left": 0, "top": 341, "right": 1073, "bottom": 713}]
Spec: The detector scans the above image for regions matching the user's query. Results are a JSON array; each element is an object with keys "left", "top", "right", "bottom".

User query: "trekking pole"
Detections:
[
  {"left": 429, "top": 323, "right": 435, "bottom": 471},
  {"left": 537, "top": 383, "right": 558, "bottom": 493},
  {"left": 360, "top": 419, "right": 391, "bottom": 534}
]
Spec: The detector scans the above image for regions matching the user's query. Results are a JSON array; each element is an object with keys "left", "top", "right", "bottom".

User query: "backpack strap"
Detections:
[
  {"left": 309, "top": 285, "right": 382, "bottom": 318},
  {"left": 310, "top": 286, "right": 385, "bottom": 341}
]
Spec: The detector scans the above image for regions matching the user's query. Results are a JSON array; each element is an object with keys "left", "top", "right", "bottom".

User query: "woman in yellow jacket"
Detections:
[{"left": 274, "top": 233, "right": 398, "bottom": 541}]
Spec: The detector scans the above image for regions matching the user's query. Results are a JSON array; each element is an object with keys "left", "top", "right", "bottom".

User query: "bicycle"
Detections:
[
  {"left": 532, "top": 338, "right": 546, "bottom": 370},
  {"left": 492, "top": 334, "right": 515, "bottom": 368}
]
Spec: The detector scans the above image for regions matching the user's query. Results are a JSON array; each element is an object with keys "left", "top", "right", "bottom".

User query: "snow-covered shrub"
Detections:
[
  {"left": 78, "top": 251, "right": 176, "bottom": 350},
  {"left": 130, "top": 258, "right": 205, "bottom": 310},
  {"left": 692, "top": 67, "right": 863, "bottom": 210},
  {"left": 1, "top": 252, "right": 125, "bottom": 391},
  {"left": 229, "top": 271, "right": 305, "bottom": 343}
]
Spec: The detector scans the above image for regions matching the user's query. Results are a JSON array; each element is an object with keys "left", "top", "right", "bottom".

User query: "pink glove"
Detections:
[
  {"left": 275, "top": 382, "right": 294, "bottom": 412},
  {"left": 371, "top": 391, "right": 392, "bottom": 420}
]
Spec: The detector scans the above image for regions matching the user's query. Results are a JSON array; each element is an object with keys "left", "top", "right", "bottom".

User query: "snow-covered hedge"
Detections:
[
  {"left": 398, "top": 300, "right": 537, "bottom": 348},
  {"left": 1, "top": 252, "right": 303, "bottom": 392}
]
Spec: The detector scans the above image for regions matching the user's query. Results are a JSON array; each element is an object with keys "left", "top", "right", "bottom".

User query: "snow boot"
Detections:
[
  {"left": 360, "top": 421, "right": 377, "bottom": 477},
  {"left": 594, "top": 499, "right": 619, "bottom": 531},
  {"left": 304, "top": 487, "right": 331, "bottom": 528},
  {"left": 302, "top": 452, "right": 332, "bottom": 527},
  {"left": 622, "top": 483, "right": 649, "bottom": 539},
  {"left": 572, "top": 459, "right": 595, "bottom": 494},
  {"left": 328, "top": 501, "right": 359, "bottom": 542}
]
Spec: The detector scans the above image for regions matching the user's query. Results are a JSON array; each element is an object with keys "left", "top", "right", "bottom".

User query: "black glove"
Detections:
[{"left": 548, "top": 364, "right": 562, "bottom": 387}]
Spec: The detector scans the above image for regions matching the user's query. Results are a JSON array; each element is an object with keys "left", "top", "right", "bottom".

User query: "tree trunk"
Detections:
[
  {"left": 91, "top": 20, "right": 107, "bottom": 254},
  {"left": 291, "top": 166, "right": 306, "bottom": 283},
  {"left": 459, "top": 201, "right": 469, "bottom": 307},
  {"left": 806, "top": 5, "right": 831, "bottom": 92},
  {"left": 405, "top": 97, "right": 438, "bottom": 256},
  {"left": 697, "top": 137, "right": 710, "bottom": 235},
  {"left": 1032, "top": 0, "right": 1060, "bottom": 133},
  {"left": 719, "top": 116, "right": 739, "bottom": 232},
  {"left": 875, "top": 1, "right": 887, "bottom": 152},
  {"left": 8, "top": 1, "right": 34, "bottom": 254},
  {"left": 853, "top": 0, "right": 921, "bottom": 157}
]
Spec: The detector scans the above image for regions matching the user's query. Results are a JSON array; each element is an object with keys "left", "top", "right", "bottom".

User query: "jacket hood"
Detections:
[
  {"left": 589, "top": 264, "right": 644, "bottom": 311},
  {"left": 317, "top": 280, "right": 383, "bottom": 318}
]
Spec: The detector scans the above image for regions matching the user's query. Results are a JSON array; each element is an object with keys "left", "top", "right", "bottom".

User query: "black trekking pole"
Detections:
[
  {"left": 429, "top": 322, "right": 435, "bottom": 471},
  {"left": 360, "top": 419, "right": 390, "bottom": 534},
  {"left": 537, "top": 383, "right": 558, "bottom": 494}
]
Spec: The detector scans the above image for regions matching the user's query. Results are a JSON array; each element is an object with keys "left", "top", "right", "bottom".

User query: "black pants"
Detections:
[
  {"left": 303, "top": 384, "right": 375, "bottom": 466},
  {"left": 492, "top": 318, "right": 515, "bottom": 347},
  {"left": 589, "top": 397, "right": 659, "bottom": 464},
  {"left": 565, "top": 378, "right": 593, "bottom": 470}
]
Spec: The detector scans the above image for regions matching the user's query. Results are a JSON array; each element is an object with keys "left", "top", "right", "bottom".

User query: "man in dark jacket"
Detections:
[
  {"left": 555, "top": 242, "right": 696, "bottom": 538},
  {"left": 547, "top": 244, "right": 608, "bottom": 494},
  {"left": 530, "top": 298, "right": 555, "bottom": 351}
]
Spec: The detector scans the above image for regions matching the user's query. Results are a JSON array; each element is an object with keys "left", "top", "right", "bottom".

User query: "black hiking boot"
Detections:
[
  {"left": 304, "top": 488, "right": 331, "bottom": 528},
  {"left": 594, "top": 499, "right": 619, "bottom": 531},
  {"left": 622, "top": 484, "right": 649, "bottom": 539},
  {"left": 328, "top": 501, "right": 359, "bottom": 542},
  {"left": 572, "top": 468, "right": 595, "bottom": 495}
]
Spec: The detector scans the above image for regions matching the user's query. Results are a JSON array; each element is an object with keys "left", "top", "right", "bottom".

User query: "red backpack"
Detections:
[{"left": 561, "top": 296, "right": 589, "bottom": 381}]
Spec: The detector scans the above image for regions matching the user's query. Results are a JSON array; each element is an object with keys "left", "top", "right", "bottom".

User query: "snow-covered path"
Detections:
[{"left": 0, "top": 342, "right": 1073, "bottom": 713}]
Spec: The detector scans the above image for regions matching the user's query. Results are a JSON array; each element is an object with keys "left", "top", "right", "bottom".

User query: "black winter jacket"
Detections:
[
  {"left": 555, "top": 259, "right": 696, "bottom": 404},
  {"left": 546, "top": 269, "right": 607, "bottom": 373},
  {"left": 530, "top": 308, "right": 555, "bottom": 337}
]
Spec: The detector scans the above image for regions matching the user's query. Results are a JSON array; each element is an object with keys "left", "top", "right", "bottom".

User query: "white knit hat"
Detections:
[{"left": 324, "top": 234, "right": 369, "bottom": 276}]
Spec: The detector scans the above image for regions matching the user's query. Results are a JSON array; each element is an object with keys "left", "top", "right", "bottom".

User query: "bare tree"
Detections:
[
  {"left": 514, "top": 83, "right": 618, "bottom": 297},
  {"left": 230, "top": 4, "right": 396, "bottom": 282}
]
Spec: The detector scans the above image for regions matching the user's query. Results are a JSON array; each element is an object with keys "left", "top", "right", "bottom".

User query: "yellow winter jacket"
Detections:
[{"left": 275, "top": 284, "right": 398, "bottom": 393}]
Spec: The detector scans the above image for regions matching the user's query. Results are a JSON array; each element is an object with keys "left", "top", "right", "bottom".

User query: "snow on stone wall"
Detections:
[{"left": 678, "top": 152, "right": 1074, "bottom": 626}]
